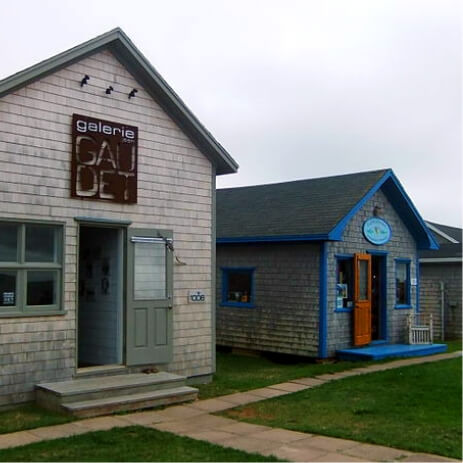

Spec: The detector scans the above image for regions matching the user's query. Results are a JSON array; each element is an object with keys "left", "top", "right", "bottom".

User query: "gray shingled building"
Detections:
[
  {"left": 216, "top": 169, "right": 442, "bottom": 359},
  {"left": 420, "top": 222, "right": 462, "bottom": 340},
  {"left": 0, "top": 29, "right": 238, "bottom": 411}
]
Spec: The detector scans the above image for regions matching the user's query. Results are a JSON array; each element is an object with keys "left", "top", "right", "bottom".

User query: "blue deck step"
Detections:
[{"left": 336, "top": 343, "right": 447, "bottom": 361}]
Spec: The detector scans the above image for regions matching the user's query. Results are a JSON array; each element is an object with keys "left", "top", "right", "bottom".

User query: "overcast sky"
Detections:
[{"left": 1, "top": 0, "right": 461, "bottom": 226}]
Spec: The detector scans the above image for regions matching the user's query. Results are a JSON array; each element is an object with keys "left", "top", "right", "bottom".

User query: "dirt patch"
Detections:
[{"left": 227, "top": 407, "right": 275, "bottom": 420}]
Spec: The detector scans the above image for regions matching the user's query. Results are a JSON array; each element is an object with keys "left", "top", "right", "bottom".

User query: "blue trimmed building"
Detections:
[{"left": 216, "top": 169, "right": 442, "bottom": 359}]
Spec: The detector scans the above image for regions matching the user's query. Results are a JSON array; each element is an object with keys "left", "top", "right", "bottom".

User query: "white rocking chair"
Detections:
[{"left": 408, "top": 313, "right": 433, "bottom": 344}]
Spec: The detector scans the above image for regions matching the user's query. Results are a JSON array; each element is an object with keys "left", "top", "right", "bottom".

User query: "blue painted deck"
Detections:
[{"left": 336, "top": 343, "right": 447, "bottom": 361}]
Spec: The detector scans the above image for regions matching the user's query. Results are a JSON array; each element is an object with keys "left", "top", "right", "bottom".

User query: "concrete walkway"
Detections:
[{"left": 0, "top": 351, "right": 460, "bottom": 462}]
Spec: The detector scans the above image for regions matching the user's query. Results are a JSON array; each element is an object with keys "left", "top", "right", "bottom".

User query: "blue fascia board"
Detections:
[
  {"left": 416, "top": 253, "right": 420, "bottom": 313},
  {"left": 328, "top": 169, "right": 439, "bottom": 251},
  {"left": 329, "top": 170, "right": 393, "bottom": 241},
  {"left": 381, "top": 172, "right": 439, "bottom": 250},
  {"left": 217, "top": 234, "right": 330, "bottom": 244}
]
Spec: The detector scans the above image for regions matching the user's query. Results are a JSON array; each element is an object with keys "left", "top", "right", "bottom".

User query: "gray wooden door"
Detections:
[{"left": 126, "top": 228, "right": 173, "bottom": 366}]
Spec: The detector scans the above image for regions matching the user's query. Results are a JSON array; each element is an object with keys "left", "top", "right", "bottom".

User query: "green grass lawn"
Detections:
[
  {"left": 197, "top": 351, "right": 372, "bottom": 399},
  {"left": 0, "top": 426, "right": 282, "bottom": 462},
  {"left": 443, "top": 339, "right": 462, "bottom": 352},
  {"left": 0, "top": 404, "right": 74, "bottom": 435},
  {"left": 222, "top": 358, "right": 462, "bottom": 459},
  {"left": 197, "top": 340, "right": 461, "bottom": 399},
  {"left": 1, "top": 341, "right": 459, "bottom": 436}
]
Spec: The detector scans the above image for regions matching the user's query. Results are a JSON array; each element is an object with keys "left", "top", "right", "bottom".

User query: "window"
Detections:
[
  {"left": 336, "top": 256, "right": 353, "bottom": 311},
  {"left": 395, "top": 259, "right": 411, "bottom": 308},
  {"left": 0, "top": 222, "right": 63, "bottom": 315},
  {"left": 221, "top": 267, "right": 255, "bottom": 308}
]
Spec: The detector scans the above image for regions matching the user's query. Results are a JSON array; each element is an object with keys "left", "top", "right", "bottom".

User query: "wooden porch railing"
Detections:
[{"left": 408, "top": 313, "right": 433, "bottom": 344}]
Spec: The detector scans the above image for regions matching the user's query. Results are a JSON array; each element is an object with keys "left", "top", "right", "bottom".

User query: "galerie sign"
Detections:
[{"left": 71, "top": 114, "right": 138, "bottom": 203}]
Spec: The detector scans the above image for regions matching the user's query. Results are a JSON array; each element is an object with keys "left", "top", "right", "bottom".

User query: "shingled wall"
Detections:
[
  {"left": 0, "top": 50, "right": 215, "bottom": 407},
  {"left": 216, "top": 243, "right": 320, "bottom": 356},
  {"left": 420, "top": 263, "right": 462, "bottom": 340}
]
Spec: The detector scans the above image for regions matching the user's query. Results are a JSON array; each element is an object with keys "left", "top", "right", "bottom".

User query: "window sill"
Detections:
[
  {"left": 334, "top": 307, "right": 353, "bottom": 313},
  {"left": 220, "top": 302, "right": 256, "bottom": 309},
  {"left": 0, "top": 310, "right": 67, "bottom": 318},
  {"left": 395, "top": 304, "right": 412, "bottom": 310}
]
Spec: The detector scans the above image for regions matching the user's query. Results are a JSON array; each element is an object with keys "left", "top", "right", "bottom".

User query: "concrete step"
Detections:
[
  {"left": 35, "top": 372, "right": 197, "bottom": 416},
  {"left": 62, "top": 386, "right": 198, "bottom": 418},
  {"left": 36, "top": 372, "right": 186, "bottom": 405}
]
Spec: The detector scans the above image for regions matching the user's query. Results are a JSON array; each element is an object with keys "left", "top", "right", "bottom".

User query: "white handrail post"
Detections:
[
  {"left": 430, "top": 314, "right": 433, "bottom": 344},
  {"left": 408, "top": 313, "right": 412, "bottom": 344}
]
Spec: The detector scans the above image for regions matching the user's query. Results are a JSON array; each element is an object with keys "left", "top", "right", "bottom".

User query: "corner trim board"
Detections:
[{"left": 319, "top": 242, "right": 328, "bottom": 358}]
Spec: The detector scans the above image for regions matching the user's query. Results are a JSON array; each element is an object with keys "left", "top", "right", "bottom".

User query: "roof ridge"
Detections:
[{"left": 218, "top": 168, "right": 391, "bottom": 192}]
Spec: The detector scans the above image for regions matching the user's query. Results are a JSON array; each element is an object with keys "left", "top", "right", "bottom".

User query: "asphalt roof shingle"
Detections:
[
  {"left": 217, "top": 169, "right": 389, "bottom": 239},
  {"left": 426, "top": 221, "right": 462, "bottom": 244},
  {"left": 420, "top": 242, "right": 462, "bottom": 259}
]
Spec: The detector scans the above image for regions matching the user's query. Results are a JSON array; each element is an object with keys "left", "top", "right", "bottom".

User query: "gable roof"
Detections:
[
  {"left": 0, "top": 28, "right": 238, "bottom": 176},
  {"left": 217, "top": 169, "right": 439, "bottom": 250},
  {"left": 425, "top": 221, "right": 461, "bottom": 244},
  {"left": 420, "top": 242, "right": 462, "bottom": 261},
  {"left": 420, "top": 222, "right": 462, "bottom": 262}
]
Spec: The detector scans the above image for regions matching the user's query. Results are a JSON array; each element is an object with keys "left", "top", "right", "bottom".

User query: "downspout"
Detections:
[{"left": 440, "top": 281, "right": 445, "bottom": 341}]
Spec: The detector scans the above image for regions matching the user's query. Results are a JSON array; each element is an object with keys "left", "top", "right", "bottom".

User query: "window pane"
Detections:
[
  {"left": 25, "top": 225, "right": 58, "bottom": 262},
  {"left": 134, "top": 242, "right": 166, "bottom": 300},
  {"left": 227, "top": 271, "right": 252, "bottom": 303},
  {"left": 27, "top": 271, "right": 57, "bottom": 305},
  {"left": 0, "top": 224, "right": 18, "bottom": 262},
  {"left": 358, "top": 260, "right": 368, "bottom": 300},
  {"left": 396, "top": 262, "right": 408, "bottom": 304},
  {"left": 0, "top": 271, "right": 17, "bottom": 306},
  {"left": 337, "top": 259, "right": 353, "bottom": 308}
]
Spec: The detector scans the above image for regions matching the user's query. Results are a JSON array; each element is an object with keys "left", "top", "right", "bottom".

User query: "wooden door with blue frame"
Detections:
[{"left": 354, "top": 253, "right": 372, "bottom": 346}]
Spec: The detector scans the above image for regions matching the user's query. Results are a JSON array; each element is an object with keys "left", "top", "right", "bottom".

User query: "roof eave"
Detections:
[{"left": 217, "top": 233, "right": 331, "bottom": 243}]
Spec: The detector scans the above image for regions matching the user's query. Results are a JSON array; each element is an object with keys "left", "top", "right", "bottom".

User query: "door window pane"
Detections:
[
  {"left": 27, "top": 271, "right": 57, "bottom": 305},
  {"left": 25, "top": 225, "right": 57, "bottom": 262},
  {"left": 0, "top": 224, "right": 18, "bottom": 262},
  {"left": 358, "top": 260, "right": 368, "bottom": 300},
  {"left": 396, "top": 261, "right": 410, "bottom": 305},
  {"left": 134, "top": 242, "right": 166, "bottom": 300},
  {"left": 0, "top": 271, "right": 16, "bottom": 306},
  {"left": 337, "top": 259, "right": 353, "bottom": 308}
]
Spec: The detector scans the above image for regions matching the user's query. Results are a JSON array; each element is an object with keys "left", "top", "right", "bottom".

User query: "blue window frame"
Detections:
[
  {"left": 335, "top": 254, "right": 354, "bottom": 312},
  {"left": 221, "top": 267, "right": 255, "bottom": 308},
  {"left": 395, "top": 259, "right": 411, "bottom": 308}
]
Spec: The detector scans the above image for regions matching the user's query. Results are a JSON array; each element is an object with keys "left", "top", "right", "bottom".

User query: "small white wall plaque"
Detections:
[
  {"left": 2, "top": 292, "right": 14, "bottom": 305},
  {"left": 411, "top": 278, "right": 417, "bottom": 286},
  {"left": 189, "top": 290, "right": 206, "bottom": 303}
]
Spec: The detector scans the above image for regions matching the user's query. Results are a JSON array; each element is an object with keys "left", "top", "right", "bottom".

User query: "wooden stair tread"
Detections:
[
  {"left": 63, "top": 386, "right": 198, "bottom": 411},
  {"left": 37, "top": 372, "right": 185, "bottom": 397}
]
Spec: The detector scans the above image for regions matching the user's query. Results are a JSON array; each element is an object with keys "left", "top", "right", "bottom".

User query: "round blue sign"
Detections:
[{"left": 363, "top": 217, "right": 391, "bottom": 245}]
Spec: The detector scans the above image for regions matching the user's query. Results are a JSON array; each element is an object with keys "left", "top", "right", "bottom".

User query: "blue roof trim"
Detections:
[
  {"left": 217, "top": 233, "right": 330, "bottom": 244},
  {"left": 329, "top": 170, "right": 393, "bottom": 240},
  {"left": 381, "top": 173, "right": 439, "bottom": 251},
  {"left": 328, "top": 169, "right": 439, "bottom": 251}
]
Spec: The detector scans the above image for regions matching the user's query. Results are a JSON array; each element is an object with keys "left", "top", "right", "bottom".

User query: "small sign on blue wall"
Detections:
[{"left": 363, "top": 217, "right": 392, "bottom": 245}]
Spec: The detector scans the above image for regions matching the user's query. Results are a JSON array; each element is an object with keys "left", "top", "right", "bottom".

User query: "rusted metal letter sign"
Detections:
[{"left": 71, "top": 114, "right": 138, "bottom": 203}]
